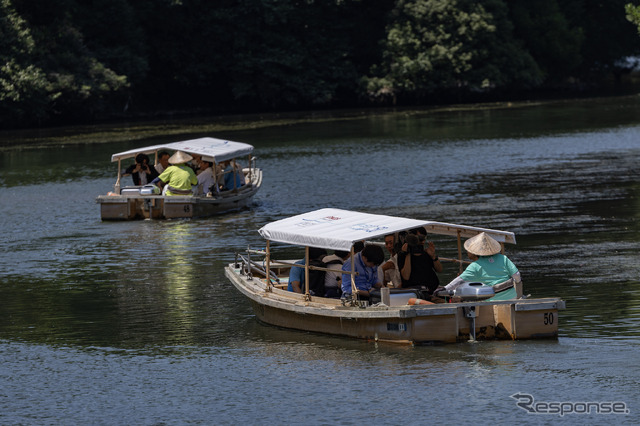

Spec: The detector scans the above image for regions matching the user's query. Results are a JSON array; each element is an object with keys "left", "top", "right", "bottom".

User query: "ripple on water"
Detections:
[{"left": 1, "top": 100, "right": 640, "bottom": 423}]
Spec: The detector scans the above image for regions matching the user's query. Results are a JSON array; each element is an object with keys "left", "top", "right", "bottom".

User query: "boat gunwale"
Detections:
[{"left": 96, "top": 168, "right": 262, "bottom": 204}]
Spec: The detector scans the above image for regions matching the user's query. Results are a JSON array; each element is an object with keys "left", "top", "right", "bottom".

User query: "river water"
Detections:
[{"left": 0, "top": 97, "right": 639, "bottom": 424}]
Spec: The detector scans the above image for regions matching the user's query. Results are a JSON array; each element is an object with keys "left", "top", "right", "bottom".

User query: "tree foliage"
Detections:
[
  {"left": 0, "top": 0, "right": 49, "bottom": 124},
  {"left": 1, "top": 0, "right": 640, "bottom": 127},
  {"left": 627, "top": 2, "right": 640, "bottom": 31},
  {"left": 509, "top": 0, "right": 583, "bottom": 81},
  {"left": 3, "top": 0, "right": 131, "bottom": 125},
  {"left": 363, "top": 0, "right": 546, "bottom": 102}
]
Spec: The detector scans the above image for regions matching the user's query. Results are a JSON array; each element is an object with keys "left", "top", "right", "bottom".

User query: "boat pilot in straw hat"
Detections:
[
  {"left": 151, "top": 151, "right": 198, "bottom": 196},
  {"left": 443, "top": 232, "right": 522, "bottom": 297}
]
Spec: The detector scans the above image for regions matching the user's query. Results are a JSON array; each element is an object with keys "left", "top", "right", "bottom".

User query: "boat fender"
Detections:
[{"left": 408, "top": 297, "right": 433, "bottom": 305}]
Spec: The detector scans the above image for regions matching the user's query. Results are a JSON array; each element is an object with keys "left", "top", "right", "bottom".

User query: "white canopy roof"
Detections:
[
  {"left": 258, "top": 208, "right": 516, "bottom": 251},
  {"left": 111, "top": 137, "right": 254, "bottom": 163}
]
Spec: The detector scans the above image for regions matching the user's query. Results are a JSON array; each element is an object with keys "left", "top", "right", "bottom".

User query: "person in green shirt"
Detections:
[
  {"left": 443, "top": 232, "right": 521, "bottom": 293},
  {"left": 153, "top": 151, "right": 198, "bottom": 196}
]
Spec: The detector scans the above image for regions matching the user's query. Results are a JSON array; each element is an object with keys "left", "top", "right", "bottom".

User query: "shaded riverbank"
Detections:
[{"left": 3, "top": 94, "right": 638, "bottom": 150}]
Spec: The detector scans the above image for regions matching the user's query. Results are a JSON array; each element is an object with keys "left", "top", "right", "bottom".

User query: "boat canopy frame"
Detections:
[
  {"left": 255, "top": 208, "right": 516, "bottom": 301},
  {"left": 110, "top": 137, "right": 256, "bottom": 195}
]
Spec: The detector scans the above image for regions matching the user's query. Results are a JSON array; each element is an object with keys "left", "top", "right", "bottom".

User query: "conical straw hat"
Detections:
[
  {"left": 168, "top": 151, "right": 193, "bottom": 164},
  {"left": 464, "top": 232, "right": 501, "bottom": 256}
]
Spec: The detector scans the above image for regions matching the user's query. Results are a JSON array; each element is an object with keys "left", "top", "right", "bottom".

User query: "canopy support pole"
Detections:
[
  {"left": 115, "top": 159, "right": 122, "bottom": 194},
  {"left": 457, "top": 229, "right": 463, "bottom": 274},
  {"left": 265, "top": 240, "right": 272, "bottom": 291},
  {"left": 304, "top": 246, "right": 310, "bottom": 301},
  {"left": 350, "top": 247, "right": 357, "bottom": 302},
  {"left": 232, "top": 158, "right": 238, "bottom": 194}
]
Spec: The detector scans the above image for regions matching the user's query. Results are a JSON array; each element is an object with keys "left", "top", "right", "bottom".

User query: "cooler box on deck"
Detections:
[
  {"left": 369, "top": 288, "right": 422, "bottom": 307},
  {"left": 121, "top": 187, "right": 141, "bottom": 195},
  {"left": 140, "top": 185, "right": 160, "bottom": 195}
]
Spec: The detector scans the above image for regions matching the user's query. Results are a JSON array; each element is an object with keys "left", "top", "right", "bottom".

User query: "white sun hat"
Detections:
[
  {"left": 168, "top": 151, "right": 193, "bottom": 164},
  {"left": 464, "top": 232, "right": 502, "bottom": 256}
]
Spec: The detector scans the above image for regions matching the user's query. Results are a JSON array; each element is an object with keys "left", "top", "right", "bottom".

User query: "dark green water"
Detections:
[{"left": 1, "top": 97, "right": 639, "bottom": 424}]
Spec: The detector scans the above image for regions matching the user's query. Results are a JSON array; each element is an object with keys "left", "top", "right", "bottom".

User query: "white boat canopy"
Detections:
[
  {"left": 258, "top": 208, "right": 516, "bottom": 251},
  {"left": 110, "top": 137, "right": 254, "bottom": 164}
]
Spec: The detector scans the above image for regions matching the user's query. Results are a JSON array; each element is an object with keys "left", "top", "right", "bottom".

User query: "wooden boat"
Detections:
[
  {"left": 97, "top": 137, "right": 262, "bottom": 220},
  {"left": 225, "top": 208, "right": 565, "bottom": 344}
]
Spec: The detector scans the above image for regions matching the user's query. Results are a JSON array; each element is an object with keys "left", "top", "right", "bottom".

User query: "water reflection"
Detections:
[{"left": 4, "top": 97, "right": 640, "bottom": 424}]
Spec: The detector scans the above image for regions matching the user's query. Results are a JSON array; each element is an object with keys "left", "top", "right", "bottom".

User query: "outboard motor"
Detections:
[
  {"left": 454, "top": 282, "right": 495, "bottom": 301},
  {"left": 453, "top": 283, "right": 494, "bottom": 342}
]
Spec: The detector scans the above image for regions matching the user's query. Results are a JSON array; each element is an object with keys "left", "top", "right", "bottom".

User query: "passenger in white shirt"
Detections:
[
  {"left": 322, "top": 250, "right": 350, "bottom": 298},
  {"left": 195, "top": 160, "right": 218, "bottom": 196},
  {"left": 379, "top": 233, "right": 401, "bottom": 288}
]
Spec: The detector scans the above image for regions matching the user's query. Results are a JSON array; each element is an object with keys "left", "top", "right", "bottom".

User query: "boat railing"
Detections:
[
  {"left": 245, "top": 248, "right": 267, "bottom": 256},
  {"left": 217, "top": 156, "right": 260, "bottom": 197},
  {"left": 246, "top": 157, "right": 259, "bottom": 187},
  {"left": 271, "top": 259, "right": 345, "bottom": 275},
  {"left": 239, "top": 241, "right": 471, "bottom": 305},
  {"left": 235, "top": 251, "right": 281, "bottom": 285},
  {"left": 239, "top": 245, "right": 470, "bottom": 289},
  {"left": 439, "top": 256, "right": 472, "bottom": 266},
  {"left": 237, "top": 248, "right": 344, "bottom": 278}
]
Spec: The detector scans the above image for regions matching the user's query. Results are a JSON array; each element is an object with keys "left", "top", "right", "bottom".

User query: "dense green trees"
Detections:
[
  {"left": 1, "top": 0, "right": 640, "bottom": 128},
  {"left": 627, "top": 3, "right": 640, "bottom": 33},
  {"left": 1, "top": 0, "right": 49, "bottom": 123},
  {"left": 363, "top": 0, "right": 544, "bottom": 102}
]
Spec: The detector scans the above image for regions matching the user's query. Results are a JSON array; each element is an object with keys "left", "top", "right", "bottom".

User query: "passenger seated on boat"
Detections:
[
  {"left": 397, "top": 234, "right": 442, "bottom": 297},
  {"left": 122, "top": 153, "right": 159, "bottom": 186},
  {"left": 342, "top": 240, "right": 364, "bottom": 271},
  {"left": 151, "top": 151, "right": 198, "bottom": 196},
  {"left": 341, "top": 244, "right": 385, "bottom": 299},
  {"left": 194, "top": 160, "right": 218, "bottom": 196},
  {"left": 322, "top": 250, "right": 349, "bottom": 298},
  {"left": 349, "top": 240, "right": 364, "bottom": 256},
  {"left": 188, "top": 154, "right": 201, "bottom": 173},
  {"left": 413, "top": 226, "right": 428, "bottom": 241},
  {"left": 379, "top": 233, "right": 401, "bottom": 288},
  {"left": 443, "top": 232, "right": 521, "bottom": 295},
  {"left": 220, "top": 160, "right": 245, "bottom": 191},
  {"left": 154, "top": 151, "right": 170, "bottom": 174},
  {"left": 393, "top": 230, "right": 408, "bottom": 255},
  {"left": 288, "top": 247, "right": 328, "bottom": 294}
]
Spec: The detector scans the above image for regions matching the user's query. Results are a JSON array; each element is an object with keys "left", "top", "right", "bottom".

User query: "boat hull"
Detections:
[
  {"left": 97, "top": 169, "right": 262, "bottom": 220},
  {"left": 225, "top": 264, "right": 564, "bottom": 344}
]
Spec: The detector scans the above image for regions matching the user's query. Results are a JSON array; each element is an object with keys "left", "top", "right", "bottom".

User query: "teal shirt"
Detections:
[{"left": 459, "top": 253, "right": 518, "bottom": 286}]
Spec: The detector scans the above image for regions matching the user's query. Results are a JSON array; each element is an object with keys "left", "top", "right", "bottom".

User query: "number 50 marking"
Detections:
[{"left": 543, "top": 312, "right": 554, "bottom": 325}]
